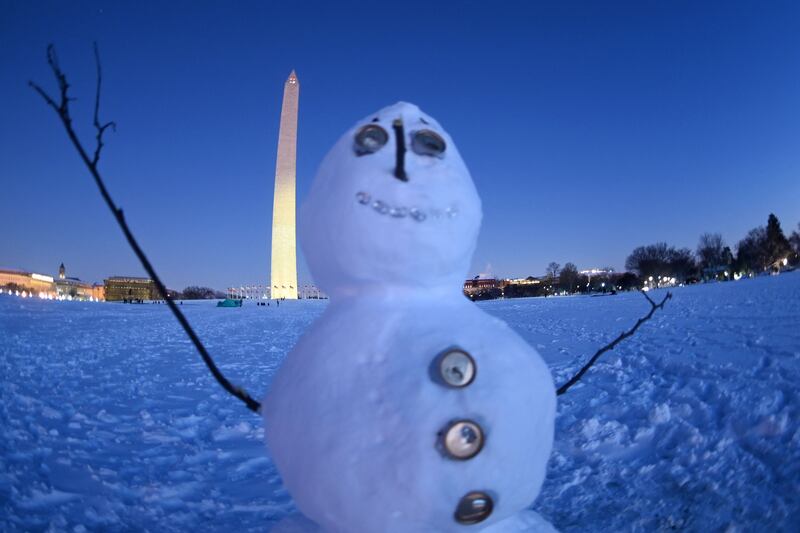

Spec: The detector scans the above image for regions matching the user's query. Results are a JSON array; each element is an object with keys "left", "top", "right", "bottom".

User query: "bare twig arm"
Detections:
[
  {"left": 92, "top": 42, "right": 116, "bottom": 167},
  {"left": 29, "top": 43, "right": 262, "bottom": 414},
  {"left": 556, "top": 291, "right": 672, "bottom": 396}
]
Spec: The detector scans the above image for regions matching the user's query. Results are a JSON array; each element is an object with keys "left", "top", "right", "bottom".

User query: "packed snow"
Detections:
[{"left": 1, "top": 272, "right": 799, "bottom": 531}]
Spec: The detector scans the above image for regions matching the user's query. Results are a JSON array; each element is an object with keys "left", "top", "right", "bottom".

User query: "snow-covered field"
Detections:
[{"left": 2, "top": 273, "right": 799, "bottom": 531}]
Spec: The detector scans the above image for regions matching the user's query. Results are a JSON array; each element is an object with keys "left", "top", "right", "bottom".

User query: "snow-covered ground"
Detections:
[{"left": 2, "top": 273, "right": 799, "bottom": 531}]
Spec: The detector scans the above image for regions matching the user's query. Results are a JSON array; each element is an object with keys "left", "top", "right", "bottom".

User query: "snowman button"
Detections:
[
  {"left": 454, "top": 491, "right": 493, "bottom": 524},
  {"left": 441, "top": 420, "right": 484, "bottom": 460},
  {"left": 434, "top": 348, "right": 476, "bottom": 388}
]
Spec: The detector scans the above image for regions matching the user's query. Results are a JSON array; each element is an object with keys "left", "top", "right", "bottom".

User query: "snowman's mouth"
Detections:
[{"left": 355, "top": 191, "right": 458, "bottom": 223}]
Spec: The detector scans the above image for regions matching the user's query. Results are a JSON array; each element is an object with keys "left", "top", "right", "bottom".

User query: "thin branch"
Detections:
[
  {"left": 29, "top": 81, "right": 59, "bottom": 111},
  {"left": 556, "top": 291, "right": 672, "bottom": 396},
  {"left": 92, "top": 42, "right": 116, "bottom": 167},
  {"left": 30, "top": 44, "right": 262, "bottom": 414}
]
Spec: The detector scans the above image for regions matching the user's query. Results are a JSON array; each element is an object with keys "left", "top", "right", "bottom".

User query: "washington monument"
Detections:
[{"left": 270, "top": 70, "right": 299, "bottom": 299}]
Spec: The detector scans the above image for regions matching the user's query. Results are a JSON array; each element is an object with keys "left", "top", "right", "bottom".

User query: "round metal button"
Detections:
[
  {"left": 354, "top": 124, "right": 388, "bottom": 155},
  {"left": 436, "top": 348, "right": 476, "bottom": 388},
  {"left": 441, "top": 420, "right": 484, "bottom": 460},
  {"left": 454, "top": 491, "right": 493, "bottom": 524},
  {"left": 411, "top": 129, "right": 447, "bottom": 158}
]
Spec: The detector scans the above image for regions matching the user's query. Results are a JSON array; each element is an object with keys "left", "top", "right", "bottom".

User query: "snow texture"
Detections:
[
  {"left": 2, "top": 275, "right": 800, "bottom": 531},
  {"left": 266, "top": 102, "right": 556, "bottom": 532}
]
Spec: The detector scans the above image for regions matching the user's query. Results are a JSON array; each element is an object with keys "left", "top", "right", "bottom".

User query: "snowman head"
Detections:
[{"left": 300, "top": 102, "right": 482, "bottom": 297}]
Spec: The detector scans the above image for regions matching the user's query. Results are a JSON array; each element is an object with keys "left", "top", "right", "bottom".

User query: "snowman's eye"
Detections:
[
  {"left": 411, "top": 130, "right": 446, "bottom": 158},
  {"left": 354, "top": 125, "right": 388, "bottom": 155}
]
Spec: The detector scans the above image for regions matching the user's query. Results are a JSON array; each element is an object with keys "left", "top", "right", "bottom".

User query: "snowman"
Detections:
[{"left": 264, "top": 102, "right": 556, "bottom": 532}]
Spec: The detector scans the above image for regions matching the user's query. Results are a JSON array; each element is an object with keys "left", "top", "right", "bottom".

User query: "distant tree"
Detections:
[
  {"left": 696, "top": 233, "right": 727, "bottom": 273},
  {"left": 559, "top": 262, "right": 579, "bottom": 293},
  {"left": 626, "top": 242, "right": 696, "bottom": 282},
  {"left": 576, "top": 274, "right": 590, "bottom": 293},
  {"left": 789, "top": 223, "right": 800, "bottom": 266},
  {"left": 181, "top": 286, "right": 217, "bottom": 300},
  {"left": 669, "top": 247, "right": 696, "bottom": 281},
  {"left": 503, "top": 283, "right": 546, "bottom": 299},
  {"left": 625, "top": 242, "right": 671, "bottom": 280},
  {"left": 592, "top": 267, "right": 616, "bottom": 292},
  {"left": 615, "top": 272, "right": 640, "bottom": 291},
  {"left": 765, "top": 213, "right": 792, "bottom": 269},
  {"left": 735, "top": 227, "right": 769, "bottom": 273},
  {"left": 470, "top": 287, "right": 503, "bottom": 301},
  {"left": 722, "top": 246, "right": 734, "bottom": 266},
  {"left": 546, "top": 262, "right": 560, "bottom": 280}
]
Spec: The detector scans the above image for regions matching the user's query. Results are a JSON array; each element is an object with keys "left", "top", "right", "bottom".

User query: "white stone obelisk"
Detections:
[{"left": 270, "top": 70, "right": 299, "bottom": 299}]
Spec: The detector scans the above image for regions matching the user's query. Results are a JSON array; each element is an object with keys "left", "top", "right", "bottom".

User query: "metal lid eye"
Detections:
[
  {"left": 454, "top": 491, "right": 494, "bottom": 524},
  {"left": 434, "top": 348, "right": 476, "bottom": 388},
  {"left": 440, "top": 419, "right": 484, "bottom": 460},
  {"left": 354, "top": 125, "right": 388, "bottom": 155},
  {"left": 411, "top": 129, "right": 446, "bottom": 157}
]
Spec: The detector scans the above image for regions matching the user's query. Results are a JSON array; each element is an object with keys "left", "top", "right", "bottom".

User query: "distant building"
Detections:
[
  {"left": 104, "top": 277, "right": 158, "bottom": 301},
  {"left": 502, "top": 277, "right": 542, "bottom": 287},
  {"left": 1, "top": 264, "right": 105, "bottom": 301},
  {"left": 579, "top": 268, "right": 615, "bottom": 276},
  {"left": 463, "top": 278, "right": 501, "bottom": 296},
  {"left": 499, "top": 276, "right": 549, "bottom": 299},
  {"left": 54, "top": 264, "right": 94, "bottom": 300},
  {"left": 92, "top": 283, "right": 105, "bottom": 301},
  {"left": 0, "top": 268, "right": 56, "bottom": 297}
]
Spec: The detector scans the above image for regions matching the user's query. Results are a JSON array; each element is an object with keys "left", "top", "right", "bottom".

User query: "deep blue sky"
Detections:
[{"left": 2, "top": 1, "right": 799, "bottom": 290}]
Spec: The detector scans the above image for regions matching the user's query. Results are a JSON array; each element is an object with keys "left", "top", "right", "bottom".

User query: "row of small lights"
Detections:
[
  {"left": 642, "top": 275, "right": 679, "bottom": 292},
  {"left": 0, "top": 288, "right": 100, "bottom": 302},
  {"left": 640, "top": 258, "right": 791, "bottom": 290}
]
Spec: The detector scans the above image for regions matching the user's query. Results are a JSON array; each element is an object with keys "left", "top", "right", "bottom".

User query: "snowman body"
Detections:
[{"left": 264, "top": 103, "right": 556, "bottom": 532}]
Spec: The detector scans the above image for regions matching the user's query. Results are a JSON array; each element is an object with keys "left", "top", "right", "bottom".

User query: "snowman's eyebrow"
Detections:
[
  {"left": 371, "top": 117, "right": 379, "bottom": 123},
  {"left": 419, "top": 117, "right": 429, "bottom": 125}
]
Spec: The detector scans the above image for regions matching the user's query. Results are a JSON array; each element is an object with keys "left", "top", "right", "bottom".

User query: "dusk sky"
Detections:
[{"left": 2, "top": 1, "right": 799, "bottom": 290}]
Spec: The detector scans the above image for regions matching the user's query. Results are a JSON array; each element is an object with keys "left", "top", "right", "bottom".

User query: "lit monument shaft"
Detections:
[{"left": 270, "top": 70, "right": 299, "bottom": 299}]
